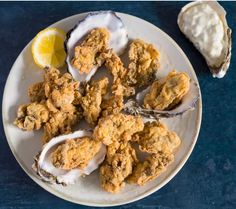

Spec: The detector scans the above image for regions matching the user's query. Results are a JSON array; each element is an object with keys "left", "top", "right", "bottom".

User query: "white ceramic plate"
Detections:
[{"left": 2, "top": 12, "right": 202, "bottom": 207}]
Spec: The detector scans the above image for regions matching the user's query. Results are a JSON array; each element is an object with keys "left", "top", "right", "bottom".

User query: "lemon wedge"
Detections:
[{"left": 32, "top": 28, "right": 66, "bottom": 68}]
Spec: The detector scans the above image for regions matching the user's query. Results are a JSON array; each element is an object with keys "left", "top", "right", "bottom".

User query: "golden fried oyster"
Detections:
[
  {"left": 100, "top": 142, "right": 138, "bottom": 193},
  {"left": 43, "top": 68, "right": 81, "bottom": 112},
  {"left": 104, "top": 40, "right": 160, "bottom": 97},
  {"left": 105, "top": 52, "right": 135, "bottom": 97},
  {"left": 126, "top": 39, "right": 160, "bottom": 88},
  {"left": 133, "top": 121, "right": 181, "bottom": 154},
  {"left": 14, "top": 103, "right": 49, "bottom": 131},
  {"left": 144, "top": 70, "right": 190, "bottom": 110},
  {"left": 52, "top": 137, "right": 101, "bottom": 170},
  {"left": 93, "top": 113, "right": 144, "bottom": 145},
  {"left": 128, "top": 150, "right": 174, "bottom": 186},
  {"left": 28, "top": 82, "right": 46, "bottom": 102},
  {"left": 15, "top": 67, "right": 82, "bottom": 144},
  {"left": 71, "top": 28, "right": 110, "bottom": 74},
  {"left": 80, "top": 77, "right": 109, "bottom": 125},
  {"left": 101, "top": 95, "right": 124, "bottom": 117},
  {"left": 42, "top": 108, "right": 82, "bottom": 144}
]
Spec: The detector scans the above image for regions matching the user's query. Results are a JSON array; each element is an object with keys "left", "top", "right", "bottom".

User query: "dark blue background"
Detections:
[{"left": 0, "top": 2, "right": 235, "bottom": 209}]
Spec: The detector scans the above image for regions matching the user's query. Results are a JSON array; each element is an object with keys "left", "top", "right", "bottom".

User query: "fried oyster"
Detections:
[
  {"left": 126, "top": 39, "right": 160, "bottom": 88},
  {"left": 33, "top": 130, "right": 106, "bottom": 185},
  {"left": 28, "top": 82, "right": 46, "bottom": 102},
  {"left": 93, "top": 113, "right": 144, "bottom": 145},
  {"left": 94, "top": 113, "right": 145, "bottom": 193},
  {"left": 71, "top": 28, "right": 110, "bottom": 74},
  {"left": 42, "top": 109, "right": 81, "bottom": 144},
  {"left": 128, "top": 121, "right": 181, "bottom": 186},
  {"left": 144, "top": 70, "right": 190, "bottom": 110},
  {"left": 14, "top": 67, "right": 82, "bottom": 144},
  {"left": 104, "top": 39, "right": 160, "bottom": 97},
  {"left": 43, "top": 68, "right": 81, "bottom": 113},
  {"left": 101, "top": 95, "right": 124, "bottom": 117},
  {"left": 14, "top": 103, "right": 49, "bottom": 131},
  {"left": 133, "top": 121, "right": 181, "bottom": 154},
  {"left": 80, "top": 77, "right": 109, "bottom": 125},
  {"left": 100, "top": 142, "right": 138, "bottom": 193},
  {"left": 128, "top": 150, "right": 174, "bottom": 186},
  {"left": 105, "top": 51, "right": 135, "bottom": 97},
  {"left": 52, "top": 137, "right": 102, "bottom": 170},
  {"left": 66, "top": 12, "right": 129, "bottom": 82}
]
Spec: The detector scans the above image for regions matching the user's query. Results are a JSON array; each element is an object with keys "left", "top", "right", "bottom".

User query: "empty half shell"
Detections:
[
  {"left": 178, "top": 1, "right": 232, "bottom": 78},
  {"left": 65, "top": 11, "right": 128, "bottom": 82},
  {"left": 124, "top": 73, "right": 200, "bottom": 119},
  {"left": 32, "top": 130, "right": 106, "bottom": 185}
]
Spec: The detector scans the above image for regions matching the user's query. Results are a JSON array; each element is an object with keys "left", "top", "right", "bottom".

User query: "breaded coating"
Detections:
[
  {"left": 14, "top": 103, "right": 49, "bottom": 131},
  {"left": 101, "top": 95, "right": 124, "bottom": 117},
  {"left": 42, "top": 107, "right": 82, "bottom": 144},
  {"left": 44, "top": 68, "right": 80, "bottom": 112},
  {"left": 104, "top": 40, "right": 159, "bottom": 97},
  {"left": 144, "top": 70, "right": 190, "bottom": 110},
  {"left": 133, "top": 121, "right": 181, "bottom": 154},
  {"left": 93, "top": 113, "right": 144, "bottom": 145},
  {"left": 128, "top": 151, "right": 174, "bottom": 186},
  {"left": 105, "top": 52, "right": 135, "bottom": 97},
  {"left": 100, "top": 142, "right": 138, "bottom": 193},
  {"left": 28, "top": 82, "right": 46, "bottom": 102},
  {"left": 80, "top": 77, "right": 109, "bottom": 125},
  {"left": 15, "top": 67, "right": 82, "bottom": 144},
  {"left": 71, "top": 28, "right": 110, "bottom": 74},
  {"left": 52, "top": 137, "right": 101, "bottom": 170},
  {"left": 126, "top": 39, "right": 160, "bottom": 88}
]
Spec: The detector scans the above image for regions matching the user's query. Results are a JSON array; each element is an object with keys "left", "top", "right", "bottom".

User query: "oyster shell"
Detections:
[
  {"left": 32, "top": 130, "right": 106, "bottom": 185},
  {"left": 124, "top": 73, "right": 200, "bottom": 119},
  {"left": 178, "top": 1, "right": 232, "bottom": 78},
  {"left": 65, "top": 11, "right": 128, "bottom": 82}
]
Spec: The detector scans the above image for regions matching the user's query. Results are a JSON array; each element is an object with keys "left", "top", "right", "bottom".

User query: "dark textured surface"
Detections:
[{"left": 0, "top": 2, "right": 235, "bottom": 209}]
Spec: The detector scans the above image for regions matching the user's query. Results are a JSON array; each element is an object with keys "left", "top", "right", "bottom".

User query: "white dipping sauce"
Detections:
[{"left": 181, "top": 3, "right": 225, "bottom": 67}]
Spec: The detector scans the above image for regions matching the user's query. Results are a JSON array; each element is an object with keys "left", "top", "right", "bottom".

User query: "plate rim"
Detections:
[{"left": 2, "top": 11, "right": 202, "bottom": 207}]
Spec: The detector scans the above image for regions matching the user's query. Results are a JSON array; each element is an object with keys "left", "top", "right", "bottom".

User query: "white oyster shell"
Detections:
[
  {"left": 124, "top": 79, "right": 200, "bottom": 119},
  {"left": 32, "top": 130, "right": 106, "bottom": 185},
  {"left": 65, "top": 11, "right": 128, "bottom": 82},
  {"left": 178, "top": 1, "right": 232, "bottom": 78}
]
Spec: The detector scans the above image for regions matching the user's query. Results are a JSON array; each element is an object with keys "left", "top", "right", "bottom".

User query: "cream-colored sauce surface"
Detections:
[{"left": 181, "top": 3, "right": 225, "bottom": 66}]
